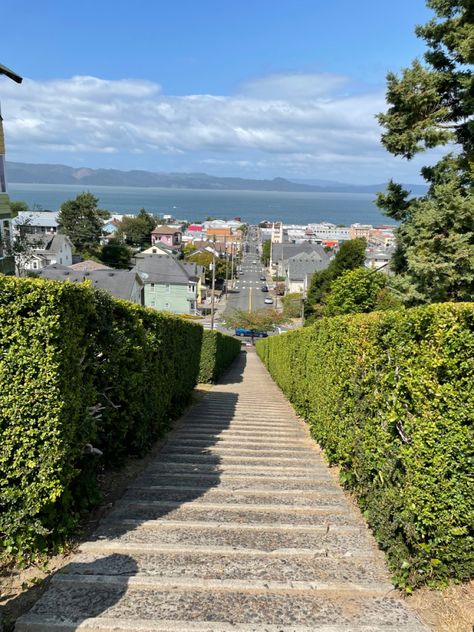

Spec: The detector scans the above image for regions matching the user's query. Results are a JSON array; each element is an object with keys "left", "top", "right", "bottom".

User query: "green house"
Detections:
[
  {"left": 135, "top": 254, "right": 204, "bottom": 314},
  {"left": 0, "top": 63, "right": 22, "bottom": 275}
]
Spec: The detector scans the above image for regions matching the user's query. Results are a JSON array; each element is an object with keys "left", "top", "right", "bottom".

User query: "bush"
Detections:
[
  {"left": 199, "top": 330, "right": 241, "bottom": 383},
  {"left": 257, "top": 303, "right": 474, "bottom": 589},
  {"left": 0, "top": 276, "right": 205, "bottom": 562}
]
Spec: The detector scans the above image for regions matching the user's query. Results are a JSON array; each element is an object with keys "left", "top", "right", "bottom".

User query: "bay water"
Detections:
[{"left": 9, "top": 183, "right": 389, "bottom": 226}]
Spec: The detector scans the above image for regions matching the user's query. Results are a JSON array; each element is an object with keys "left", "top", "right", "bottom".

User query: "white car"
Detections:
[{"left": 264, "top": 297, "right": 274, "bottom": 305}]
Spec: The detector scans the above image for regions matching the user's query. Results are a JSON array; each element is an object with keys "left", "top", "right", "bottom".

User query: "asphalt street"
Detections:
[{"left": 224, "top": 236, "right": 273, "bottom": 315}]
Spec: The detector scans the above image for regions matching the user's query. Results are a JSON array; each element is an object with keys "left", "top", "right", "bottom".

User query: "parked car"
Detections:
[
  {"left": 264, "top": 297, "right": 274, "bottom": 304},
  {"left": 235, "top": 327, "right": 253, "bottom": 336},
  {"left": 235, "top": 328, "right": 268, "bottom": 338}
]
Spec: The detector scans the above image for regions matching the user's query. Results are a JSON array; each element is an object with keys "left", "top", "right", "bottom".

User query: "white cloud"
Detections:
[{"left": 0, "top": 72, "right": 431, "bottom": 182}]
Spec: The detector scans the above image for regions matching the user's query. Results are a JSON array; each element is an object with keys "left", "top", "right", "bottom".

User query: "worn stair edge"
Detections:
[
  {"left": 112, "top": 500, "right": 349, "bottom": 514},
  {"left": 126, "top": 485, "right": 344, "bottom": 497},
  {"left": 96, "top": 518, "right": 366, "bottom": 534},
  {"left": 52, "top": 573, "right": 394, "bottom": 595},
  {"left": 133, "top": 472, "right": 335, "bottom": 483},
  {"left": 15, "top": 615, "right": 428, "bottom": 632},
  {"left": 78, "top": 541, "right": 379, "bottom": 559},
  {"left": 166, "top": 438, "right": 316, "bottom": 447}
]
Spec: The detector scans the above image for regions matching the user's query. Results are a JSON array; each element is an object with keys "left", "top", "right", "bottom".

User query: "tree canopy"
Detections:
[
  {"left": 116, "top": 209, "right": 156, "bottom": 247},
  {"left": 323, "top": 268, "right": 388, "bottom": 317},
  {"left": 261, "top": 240, "right": 271, "bottom": 266},
  {"left": 224, "top": 308, "right": 286, "bottom": 334},
  {"left": 377, "top": 0, "right": 474, "bottom": 304},
  {"left": 100, "top": 241, "right": 132, "bottom": 269},
  {"left": 305, "top": 238, "right": 366, "bottom": 317},
  {"left": 186, "top": 251, "right": 233, "bottom": 283},
  {"left": 58, "top": 193, "right": 109, "bottom": 250}
]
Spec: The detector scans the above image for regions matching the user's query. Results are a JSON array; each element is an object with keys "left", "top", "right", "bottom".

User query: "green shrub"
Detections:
[
  {"left": 199, "top": 329, "right": 241, "bottom": 383},
  {"left": 0, "top": 276, "right": 203, "bottom": 562},
  {"left": 257, "top": 303, "right": 474, "bottom": 589},
  {"left": 0, "top": 277, "right": 98, "bottom": 560}
]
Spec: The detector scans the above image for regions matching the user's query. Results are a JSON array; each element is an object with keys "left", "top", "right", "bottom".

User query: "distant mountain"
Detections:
[{"left": 6, "top": 161, "right": 428, "bottom": 195}]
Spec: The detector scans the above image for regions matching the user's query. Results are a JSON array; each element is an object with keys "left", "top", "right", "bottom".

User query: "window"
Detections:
[
  {"left": 33, "top": 261, "right": 38, "bottom": 269},
  {"left": 150, "top": 283, "right": 155, "bottom": 289},
  {"left": 165, "top": 284, "right": 170, "bottom": 291},
  {"left": 188, "top": 283, "right": 195, "bottom": 293}
]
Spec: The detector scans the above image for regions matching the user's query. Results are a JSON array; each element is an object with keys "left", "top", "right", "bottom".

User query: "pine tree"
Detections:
[{"left": 377, "top": 0, "right": 474, "bottom": 303}]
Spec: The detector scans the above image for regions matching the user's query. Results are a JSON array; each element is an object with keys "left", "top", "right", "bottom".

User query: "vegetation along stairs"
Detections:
[{"left": 16, "top": 349, "right": 428, "bottom": 632}]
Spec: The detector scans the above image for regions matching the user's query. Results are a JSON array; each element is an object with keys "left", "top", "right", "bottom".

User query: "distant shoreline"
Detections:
[{"left": 8, "top": 183, "right": 389, "bottom": 226}]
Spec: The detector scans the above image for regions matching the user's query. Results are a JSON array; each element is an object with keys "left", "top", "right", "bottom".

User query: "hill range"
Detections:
[{"left": 6, "top": 161, "right": 428, "bottom": 195}]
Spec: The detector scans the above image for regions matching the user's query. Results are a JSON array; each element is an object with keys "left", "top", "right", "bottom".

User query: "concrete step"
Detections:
[
  {"left": 172, "top": 429, "right": 307, "bottom": 440},
  {"left": 160, "top": 446, "right": 317, "bottom": 458},
  {"left": 17, "top": 580, "right": 426, "bottom": 630},
  {"left": 107, "top": 500, "right": 357, "bottom": 527},
  {"left": 70, "top": 547, "right": 391, "bottom": 587},
  {"left": 145, "top": 462, "right": 334, "bottom": 477},
  {"left": 123, "top": 487, "right": 346, "bottom": 507},
  {"left": 91, "top": 521, "right": 374, "bottom": 554},
  {"left": 155, "top": 454, "right": 325, "bottom": 467},
  {"left": 16, "top": 615, "right": 427, "bottom": 632},
  {"left": 165, "top": 438, "right": 314, "bottom": 449},
  {"left": 54, "top": 571, "right": 392, "bottom": 594},
  {"left": 133, "top": 473, "right": 341, "bottom": 491}
]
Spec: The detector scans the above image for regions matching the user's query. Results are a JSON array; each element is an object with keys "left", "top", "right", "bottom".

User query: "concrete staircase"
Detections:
[{"left": 16, "top": 349, "right": 428, "bottom": 632}]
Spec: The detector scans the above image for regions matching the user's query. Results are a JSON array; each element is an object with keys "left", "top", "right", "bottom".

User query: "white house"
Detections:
[
  {"left": 20, "top": 233, "right": 73, "bottom": 273},
  {"left": 13, "top": 210, "right": 59, "bottom": 235}
]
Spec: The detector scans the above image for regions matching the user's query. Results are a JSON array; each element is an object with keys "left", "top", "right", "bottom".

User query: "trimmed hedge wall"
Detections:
[
  {"left": 199, "top": 330, "right": 241, "bottom": 383},
  {"left": 256, "top": 303, "right": 474, "bottom": 589},
  {"left": 0, "top": 276, "right": 236, "bottom": 563}
]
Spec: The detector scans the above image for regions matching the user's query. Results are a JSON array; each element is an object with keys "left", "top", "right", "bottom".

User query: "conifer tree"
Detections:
[{"left": 377, "top": 0, "right": 474, "bottom": 303}]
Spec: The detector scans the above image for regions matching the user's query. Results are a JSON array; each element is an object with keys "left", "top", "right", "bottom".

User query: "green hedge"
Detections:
[
  {"left": 0, "top": 276, "right": 209, "bottom": 562},
  {"left": 199, "top": 330, "right": 241, "bottom": 383},
  {"left": 256, "top": 303, "right": 474, "bottom": 589}
]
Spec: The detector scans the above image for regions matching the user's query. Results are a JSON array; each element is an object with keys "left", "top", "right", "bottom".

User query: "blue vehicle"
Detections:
[{"left": 235, "top": 328, "right": 268, "bottom": 338}]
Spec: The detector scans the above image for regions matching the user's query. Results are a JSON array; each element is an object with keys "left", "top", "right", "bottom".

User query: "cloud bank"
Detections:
[{"left": 0, "top": 72, "right": 429, "bottom": 182}]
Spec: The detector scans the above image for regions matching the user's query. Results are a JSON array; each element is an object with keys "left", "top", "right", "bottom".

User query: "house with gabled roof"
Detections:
[
  {"left": 151, "top": 225, "right": 182, "bottom": 247},
  {"left": 38, "top": 265, "right": 144, "bottom": 305},
  {"left": 21, "top": 233, "right": 73, "bottom": 273},
  {"left": 135, "top": 254, "right": 203, "bottom": 314}
]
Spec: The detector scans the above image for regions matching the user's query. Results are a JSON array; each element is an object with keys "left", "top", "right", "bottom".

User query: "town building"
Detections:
[
  {"left": 135, "top": 254, "right": 203, "bottom": 314},
  {"left": 284, "top": 250, "right": 331, "bottom": 294},
  {"left": 38, "top": 265, "right": 144, "bottom": 304},
  {"left": 13, "top": 210, "right": 59, "bottom": 236},
  {"left": 0, "top": 63, "right": 22, "bottom": 274},
  {"left": 270, "top": 242, "right": 329, "bottom": 274},
  {"left": 21, "top": 233, "right": 73, "bottom": 273},
  {"left": 151, "top": 225, "right": 182, "bottom": 248},
  {"left": 69, "top": 260, "right": 112, "bottom": 271},
  {"left": 349, "top": 223, "right": 373, "bottom": 240}
]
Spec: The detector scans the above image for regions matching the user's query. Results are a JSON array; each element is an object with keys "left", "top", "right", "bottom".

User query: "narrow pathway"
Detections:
[{"left": 17, "top": 350, "right": 428, "bottom": 631}]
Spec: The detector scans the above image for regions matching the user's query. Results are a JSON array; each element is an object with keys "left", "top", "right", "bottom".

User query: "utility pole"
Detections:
[
  {"left": 224, "top": 236, "right": 228, "bottom": 298},
  {"left": 210, "top": 236, "right": 216, "bottom": 330},
  {"left": 249, "top": 287, "right": 252, "bottom": 312},
  {"left": 230, "top": 242, "right": 235, "bottom": 287}
]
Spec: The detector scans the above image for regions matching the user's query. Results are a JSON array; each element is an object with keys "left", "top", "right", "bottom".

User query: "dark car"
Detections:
[{"left": 261, "top": 286, "right": 269, "bottom": 292}]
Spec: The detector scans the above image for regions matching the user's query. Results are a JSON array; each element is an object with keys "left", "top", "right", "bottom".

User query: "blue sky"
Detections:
[{"left": 1, "top": 0, "right": 437, "bottom": 183}]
